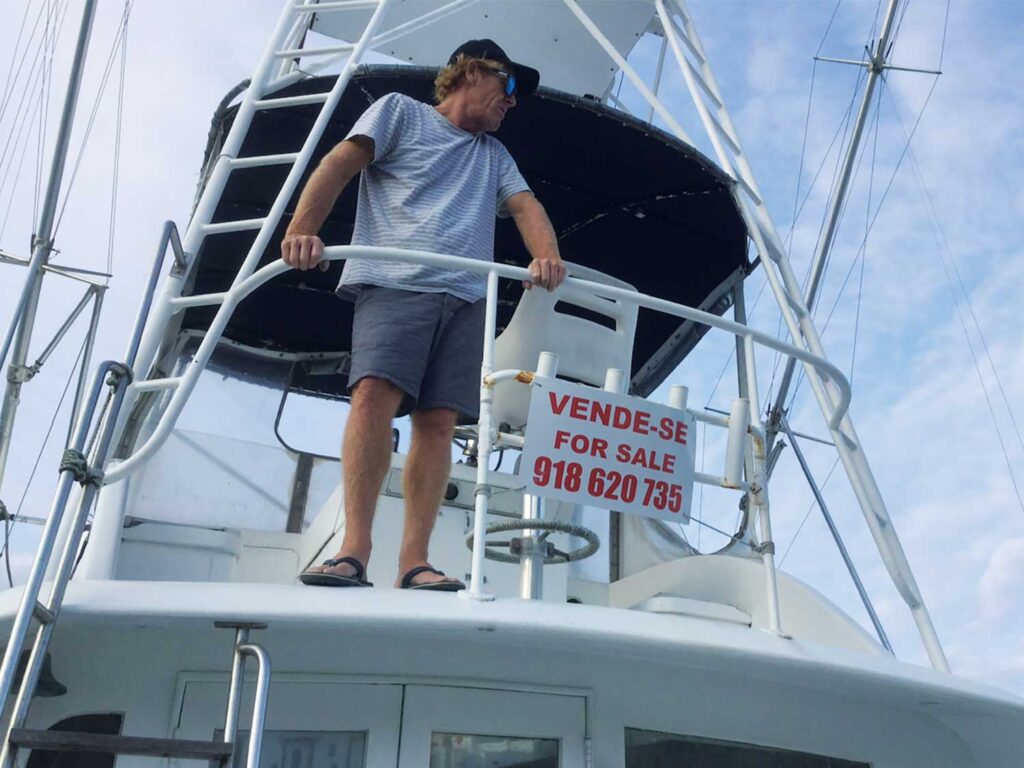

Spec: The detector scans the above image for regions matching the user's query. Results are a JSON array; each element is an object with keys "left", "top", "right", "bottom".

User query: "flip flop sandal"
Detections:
[
  {"left": 300, "top": 556, "right": 373, "bottom": 587},
  {"left": 400, "top": 565, "right": 465, "bottom": 592}
]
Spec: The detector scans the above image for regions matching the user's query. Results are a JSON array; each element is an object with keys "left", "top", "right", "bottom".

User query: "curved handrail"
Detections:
[{"left": 104, "top": 246, "right": 850, "bottom": 484}]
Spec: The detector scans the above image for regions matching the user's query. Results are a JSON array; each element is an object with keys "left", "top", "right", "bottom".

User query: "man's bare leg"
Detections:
[
  {"left": 307, "top": 377, "right": 403, "bottom": 579},
  {"left": 395, "top": 407, "right": 460, "bottom": 587}
]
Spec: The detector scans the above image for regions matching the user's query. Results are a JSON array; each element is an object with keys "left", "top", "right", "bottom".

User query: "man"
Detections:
[{"left": 281, "top": 40, "right": 565, "bottom": 591}]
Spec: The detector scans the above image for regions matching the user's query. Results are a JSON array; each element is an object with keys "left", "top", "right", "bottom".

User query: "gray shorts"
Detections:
[{"left": 348, "top": 286, "right": 485, "bottom": 420}]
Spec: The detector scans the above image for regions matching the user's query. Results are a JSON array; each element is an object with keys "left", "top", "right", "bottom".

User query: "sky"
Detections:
[{"left": 0, "top": 0, "right": 1022, "bottom": 699}]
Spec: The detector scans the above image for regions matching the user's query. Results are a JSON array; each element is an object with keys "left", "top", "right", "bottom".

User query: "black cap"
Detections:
[{"left": 447, "top": 39, "right": 540, "bottom": 97}]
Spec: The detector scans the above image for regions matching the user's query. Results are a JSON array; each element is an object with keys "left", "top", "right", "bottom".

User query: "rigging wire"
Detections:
[
  {"left": 778, "top": 456, "right": 841, "bottom": 567},
  {"left": 0, "top": 0, "right": 48, "bottom": 138},
  {"left": 777, "top": 85, "right": 884, "bottom": 566},
  {"left": 786, "top": 74, "right": 941, "bottom": 411},
  {"left": 708, "top": 52, "right": 869, "bottom": 413},
  {"left": 0, "top": 64, "right": 49, "bottom": 241},
  {"left": 0, "top": 3, "right": 33, "bottom": 124},
  {"left": 893, "top": 111, "right": 1024, "bottom": 514},
  {"left": 52, "top": 0, "right": 135, "bottom": 239},
  {"left": 848, "top": 87, "right": 882, "bottom": 388},
  {"left": 105, "top": 0, "right": 130, "bottom": 282},
  {"left": 761, "top": 36, "right": 872, "bottom": 413},
  {"left": 937, "top": 0, "right": 951, "bottom": 70},
  {"left": 1, "top": 332, "right": 88, "bottom": 587},
  {"left": 0, "top": 5, "right": 60, "bottom": 215},
  {"left": 34, "top": 0, "right": 62, "bottom": 227}
]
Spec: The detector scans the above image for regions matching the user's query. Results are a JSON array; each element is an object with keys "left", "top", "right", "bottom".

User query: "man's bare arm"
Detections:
[
  {"left": 281, "top": 136, "right": 374, "bottom": 271},
  {"left": 506, "top": 191, "right": 566, "bottom": 291}
]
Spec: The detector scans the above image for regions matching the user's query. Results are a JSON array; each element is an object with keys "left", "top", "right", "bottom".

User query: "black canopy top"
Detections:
[{"left": 181, "top": 65, "right": 752, "bottom": 397}]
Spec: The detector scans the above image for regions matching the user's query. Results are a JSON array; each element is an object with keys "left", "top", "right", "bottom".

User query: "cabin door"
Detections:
[
  {"left": 175, "top": 679, "right": 403, "bottom": 768},
  {"left": 397, "top": 685, "right": 587, "bottom": 767}
]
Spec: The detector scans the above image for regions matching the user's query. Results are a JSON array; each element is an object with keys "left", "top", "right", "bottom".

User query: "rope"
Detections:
[{"left": 58, "top": 448, "right": 98, "bottom": 486}]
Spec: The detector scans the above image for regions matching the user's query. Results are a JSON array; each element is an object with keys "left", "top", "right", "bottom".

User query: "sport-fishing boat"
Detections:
[{"left": 0, "top": 1, "right": 1021, "bottom": 766}]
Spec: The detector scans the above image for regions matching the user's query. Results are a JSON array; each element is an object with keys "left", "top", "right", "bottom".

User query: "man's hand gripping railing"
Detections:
[{"left": 101, "top": 244, "right": 851, "bottom": 491}]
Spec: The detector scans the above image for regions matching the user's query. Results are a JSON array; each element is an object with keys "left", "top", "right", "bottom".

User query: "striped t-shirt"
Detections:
[{"left": 337, "top": 92, "right": 531, "bottom": 302}]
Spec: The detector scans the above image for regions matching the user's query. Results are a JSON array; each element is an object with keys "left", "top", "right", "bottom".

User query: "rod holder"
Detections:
[
  {"left": 603, "top": 367, "right": 626, "bottom": 394},
  {"left": 668, "top": 385, "right": 688, "bottom": 410},
  {"left": 724, "top": 398, "right": 749, "bottom": 488}
]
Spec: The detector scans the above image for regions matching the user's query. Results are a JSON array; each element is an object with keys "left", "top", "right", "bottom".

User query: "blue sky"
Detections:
[{"left": 0, "top": 0, "right": 1022, "bottom": 697}]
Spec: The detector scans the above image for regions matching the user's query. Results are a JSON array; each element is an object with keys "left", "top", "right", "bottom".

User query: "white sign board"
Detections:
[{"left": 518, "top": 377, "right": 696, "bottom": 523}]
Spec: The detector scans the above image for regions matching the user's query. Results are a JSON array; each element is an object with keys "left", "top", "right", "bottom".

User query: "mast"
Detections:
[
  {"left": 765, "top": 0, "right": 901, "bottom": 452},
  {"left": 0, "top": 0, "right": 99, "bottom": 497}
]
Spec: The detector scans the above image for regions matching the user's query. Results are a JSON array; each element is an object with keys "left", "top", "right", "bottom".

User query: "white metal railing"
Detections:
[
  {"left": 106, "top": 247, "right": 851, "bottom": 488},
  {"left": 102, "top": 245, "right": 854, "bottom": 631},
  {"left": 91, "top": 0, "right": 944, "bottom": 671}
]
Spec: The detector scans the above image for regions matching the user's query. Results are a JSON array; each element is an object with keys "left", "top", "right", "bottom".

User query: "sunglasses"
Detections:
[{"left": 487, "top": 66, "right": 517, "bottom": 97}]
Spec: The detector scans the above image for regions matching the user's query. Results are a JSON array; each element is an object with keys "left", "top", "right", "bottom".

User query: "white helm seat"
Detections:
[{"left": 491, "top": 262, "right": 638, "bottom": 433}]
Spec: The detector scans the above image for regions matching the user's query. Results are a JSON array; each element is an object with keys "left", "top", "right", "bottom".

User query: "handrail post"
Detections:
[
  {"left": 743, "top": 336, "right": 782, "bottom": 635},
  {"left": 0, "top": 360, "right": 131, "bottom": 768},
  {"left": 519, "top": 352, "right": 559, "bottom": 601},
  {"left": 461, "top": 270, "right": 500, "bottom": 601},
  {"left": 216, "top": 621, "right": 270, "bottom": 768}
]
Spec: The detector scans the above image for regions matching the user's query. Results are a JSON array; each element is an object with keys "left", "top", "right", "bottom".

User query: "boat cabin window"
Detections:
[
  {"left": 624, "top": 728, "right": 868, "bottom": 766},
  {"left": 430, "top": 733, "right": 558, "bottom": 766},
  {"left": 222, "top": 729, "right": 366, "bottom": 768}
]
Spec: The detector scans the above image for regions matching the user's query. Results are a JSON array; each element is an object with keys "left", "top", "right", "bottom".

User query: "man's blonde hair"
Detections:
[{"left": 433, "top": 55, "right": 505, "bottom": 103}]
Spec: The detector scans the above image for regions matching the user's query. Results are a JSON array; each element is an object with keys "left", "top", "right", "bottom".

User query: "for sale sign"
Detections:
[{"left": 518, "top": 377, "right": 695, "bottom": 522}]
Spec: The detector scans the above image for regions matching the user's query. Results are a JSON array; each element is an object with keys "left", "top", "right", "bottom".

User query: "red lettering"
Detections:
[
  {"left": 569, "top": 397, "right": 587, "bottom": 419},
  {"left": 591, "top": 438, "right": 609, "bottom": 459},
  {"left": 591, "top": 401, "right": 611, "bottom": 426},
  {"left": 662, "top": 453, "right": 676, "bottom": 473},
  {"left": 554, "top": 430, "right": 571, "bottom": 449},
  {"left": 616, "top": 443, "right": 632, "bottom": 463},
  {"left": 613, "top": 407, "right": 631, "bottom": 429},
  {"left": 630, "top": 447, "right": 649, "bottom": 467},
  {"left": 674, "top": 421, "right": 688, "bottom": 445},
  {"left": 549, "top": 392, "right": 570, "bottom": 416},
  {"left": 657, "top": 417, "right": 674, "bottom": 440},
  {"left": 633, "top": 411, "right": 651, "bottom": 435}
]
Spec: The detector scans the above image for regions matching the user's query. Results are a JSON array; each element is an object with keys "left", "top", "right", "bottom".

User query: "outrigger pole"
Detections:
[
  {"left": 0, "top": 0, "right": 100, "bottom": 499},
  {"left": 765, "top": 0, "right": 901, "bottom": 451}
]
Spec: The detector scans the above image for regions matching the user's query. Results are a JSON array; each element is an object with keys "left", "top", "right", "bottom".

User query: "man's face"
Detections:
[{"left": 467, "top": 62, "right": 517, "bottom": 131}]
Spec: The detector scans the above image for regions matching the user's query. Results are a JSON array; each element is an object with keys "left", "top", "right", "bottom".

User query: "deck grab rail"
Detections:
[{"left": 104, "top": 246, "right": 851, "bottom": 486}]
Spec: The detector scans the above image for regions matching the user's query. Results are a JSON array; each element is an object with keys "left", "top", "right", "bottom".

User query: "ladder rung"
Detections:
[
  {"left": 666, "top": 13, "right": 705, "bottom": 66},
  {"left": 228, "top": 153, "right": 299, "bottom": 170},
  {"left": 275, "top": 43, "right": 354, "bottom": 59},
  {"left": 736, "top": 173, "right": 763, "bottom": 207},
  {"left": 202, "top": 218, "right": 266, "bottom": 235},
  {"left": 293, "top": 1, "right": 380, "bottom": 12},
  {"left": 171, "top": 290, "right": 227, "bottom": 309},
  {"left": 9, "top": 730, "right": 234, "bottom": 760},
  {"left": 170, "top": 293, "right": 228, "bottom": 310},
  {"left": 32, "top": 602, "right": 54, "bottom": 625},
  {"left": 684, "top": 58, "right": 722, "bottom": 108},
  {"left": 254, "top": 93, "right": 330, "bottom": 110},
  {"left": 130, "top": 377, "right": 182, "bottom": 394},
  {"left": 707, "top": 110, "right": 742, "bottom": 156}
]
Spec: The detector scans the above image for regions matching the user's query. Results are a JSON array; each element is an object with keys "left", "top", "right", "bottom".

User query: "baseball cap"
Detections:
[{"left": 447, "top": 39, "right": 540, "bottom": 97}]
